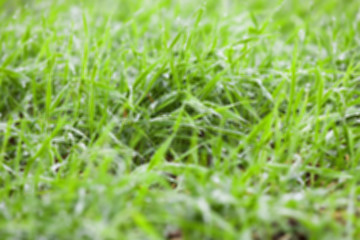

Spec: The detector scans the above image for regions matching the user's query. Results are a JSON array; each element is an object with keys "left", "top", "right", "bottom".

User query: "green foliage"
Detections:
[{"left": 1, "top": 0, "right": 360, "bottom": 239}]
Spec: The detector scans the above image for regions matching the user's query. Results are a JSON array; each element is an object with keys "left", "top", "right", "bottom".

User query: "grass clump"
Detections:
[{"left": 1, "top": 0, "right": 360, "bottom": 239}]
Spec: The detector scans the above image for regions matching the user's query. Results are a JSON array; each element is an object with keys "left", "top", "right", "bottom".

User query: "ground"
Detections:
[{"left": 1, "top": 0, "right": 360, "bottom": 239}]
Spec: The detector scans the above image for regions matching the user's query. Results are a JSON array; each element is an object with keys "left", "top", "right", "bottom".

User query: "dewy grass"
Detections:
[{"left": 1, "top": 0, "right": 360, "bottom": 239}]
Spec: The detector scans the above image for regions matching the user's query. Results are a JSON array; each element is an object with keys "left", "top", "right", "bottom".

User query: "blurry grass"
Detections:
[{"left": 1, "top": 0, "right": 360, "bottom": 239}]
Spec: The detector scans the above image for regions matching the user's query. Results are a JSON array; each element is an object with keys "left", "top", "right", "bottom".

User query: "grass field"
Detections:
[{"left": 1, "top": 0, "right": 360, "bottom": 239}]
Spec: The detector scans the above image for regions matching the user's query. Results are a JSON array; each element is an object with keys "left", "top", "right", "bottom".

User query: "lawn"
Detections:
[{"left": 1, "top": 0, "right": 360, "bottom": 239}]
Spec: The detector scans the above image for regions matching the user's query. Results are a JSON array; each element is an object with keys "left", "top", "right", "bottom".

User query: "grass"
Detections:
[{"left": 1, "top": 0, "right": 360, "bottom": 239}]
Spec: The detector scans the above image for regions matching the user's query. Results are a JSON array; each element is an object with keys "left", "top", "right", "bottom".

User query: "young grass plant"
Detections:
[{"left": 1, "top": 0, "right": 360, "bottom": 239}]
